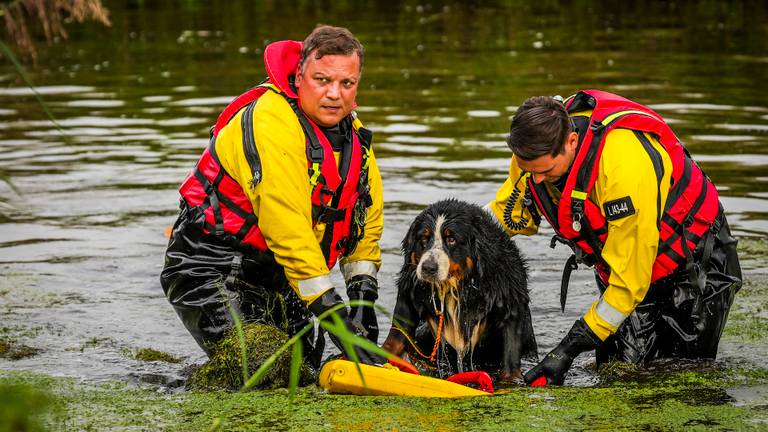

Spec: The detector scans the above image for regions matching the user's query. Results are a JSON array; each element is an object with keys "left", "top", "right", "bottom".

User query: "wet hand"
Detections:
[
  {"left": 523, "top": 347, "right": 574, "bottom": 386},
  {"left": 523, "top": 318, "right": 602, "bottom": 386}
]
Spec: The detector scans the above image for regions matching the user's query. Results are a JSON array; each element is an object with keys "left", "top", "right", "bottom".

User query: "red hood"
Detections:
[{"left": 263, "top": 40, "right": 302, "bottom": 99}]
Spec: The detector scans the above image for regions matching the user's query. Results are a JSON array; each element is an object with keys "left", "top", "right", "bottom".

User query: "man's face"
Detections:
[
  {"left": 295, "top": 52, "right": 360, "bottom": 128},
  {"left": 517, "top": 132, "right": 578, "bottom": 184}
]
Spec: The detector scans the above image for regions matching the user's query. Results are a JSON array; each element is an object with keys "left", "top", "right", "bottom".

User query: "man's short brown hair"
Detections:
[
  {"left": 507, "top": 96, "right": 572, "bottom": 161},
  {"left": 299, "top": 25, "right": 364, "bottom": 74}
]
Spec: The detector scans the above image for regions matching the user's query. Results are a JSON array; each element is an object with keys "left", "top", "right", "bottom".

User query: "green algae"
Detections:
[
  {"left": 736, "top": 237, "right": 768, "bottom": 265},
  {"left": 71, "top": 336, "right": 116, "bottom": 352},
  {"left": 2, "top": 365, "right": 767, "bottom": 431},
  {"left": 724, "top": 275, "right": 768, "bottom": 343},
  {"left": 0, "top": 337, "right": 40, "bottom": 360},
  {"left": 187, "top": 322, "right": 314, "bottom": 391},
  {"left": 597, "top": 360, "right": 639, "bottom": 383},
  {"left": 0, "top": 380, "right": 54, "bottom": 432},
  {"left": 132, "top": 347, "right": 182, "bottom": 364}
]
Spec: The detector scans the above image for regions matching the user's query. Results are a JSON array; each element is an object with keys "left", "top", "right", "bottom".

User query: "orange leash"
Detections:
[
  {"left": 429, "top": 311, "right": 443, "bottom": 361},
  {"left": 393, "top": 310, "right": 443, "bottom": 362}
]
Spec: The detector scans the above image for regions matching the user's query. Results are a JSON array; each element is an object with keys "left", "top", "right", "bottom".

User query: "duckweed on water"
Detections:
[
  {"left": 724, "top": 275, "right": 768, "bottom": 343},
  {"left": 0, "top": 337, "right": 40, "bottom": 360},
  {"left": 0, "top": 234, "right": 765, "bottom": 430},
  {"left": 3, "top": 366, "right": 765, "bottom": 431},
  {"left": 132, "top": 347, "right": 181, "bottom": 363},
  {"left": 738, "top": 236, "right": 768, "bottom": 262}
]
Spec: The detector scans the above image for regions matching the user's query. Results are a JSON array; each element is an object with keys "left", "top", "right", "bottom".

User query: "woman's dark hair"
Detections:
[
  {"left": 507, "top": 96, "right": 572, "bottom": 161},
  {"left": 299, "top": 25, "right": 364, "bottom": 74}
]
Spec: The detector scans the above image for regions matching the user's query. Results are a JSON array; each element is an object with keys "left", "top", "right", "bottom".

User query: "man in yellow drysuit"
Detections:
[
  {"left": 488, "top": 91, "right": 741, "bottom": 385},
  {"left": 161, "top": 25, "right": 384, "bottom": 367}
]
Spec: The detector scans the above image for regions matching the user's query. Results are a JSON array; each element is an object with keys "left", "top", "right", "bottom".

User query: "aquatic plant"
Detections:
[
  {"left": 0, "top": 0, "right": 110, "bottom": 61},
  {"left": 187, "top": 323, "right": 314, "bottom": 391},
  {"left": 132, "top": 347, "right": 181, "bottom": 364},
  {"left": 0, "top": 337, "right": 39, "bottom": 360}
]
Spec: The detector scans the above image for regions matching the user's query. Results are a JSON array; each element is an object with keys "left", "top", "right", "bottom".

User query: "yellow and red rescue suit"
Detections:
[
  {"left": 161, "top": 40, "right": 383, "bottom": 356},
  {"left": 490, "top": 90, "right": 741, "bottom": 362}
]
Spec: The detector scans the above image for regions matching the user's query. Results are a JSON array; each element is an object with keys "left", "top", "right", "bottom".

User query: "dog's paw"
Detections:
[{"left": 499, "top": 369, "right": 525, "bottom": 384}]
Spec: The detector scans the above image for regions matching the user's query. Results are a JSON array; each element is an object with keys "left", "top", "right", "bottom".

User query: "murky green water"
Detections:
[{"left": 0, "top": 1, "right": 766, "bottom": 388}]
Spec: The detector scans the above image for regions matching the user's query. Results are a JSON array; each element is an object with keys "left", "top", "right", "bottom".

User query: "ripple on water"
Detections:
[
  {"left": 142, "top": 95, "right": 173, "bottom": 103},
  {"left": 373, "top": 123, "right": 431, "bottom": 133},
  {"left": 63, "top": 100, "right": 126, "bottom": 108},
  {"left": 170, "top": 97, "right": 232, "bottom": 106},
  {"left": 467, "top": 110, "right": 501, "bottom": 118},
  {"left": 694, "top": 154, "right": 768, "bottom": 166},
  {"left": 713, "top": 123, "right": 768, "bottom": 132},
  {"left": 0, "top": 85, "right": 95, "bottom": 96},
  {"left": 690, "top": 135, "right": 760, "bottom": 143}
]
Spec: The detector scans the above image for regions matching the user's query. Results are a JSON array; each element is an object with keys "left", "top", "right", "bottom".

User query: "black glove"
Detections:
[
  {"left": 523, "top": 318, "right": 601, "bottom": 386},
  {"left": 346, "top": 274, "right": 379, "bottom": 343},
  {"left": 308, "top": 288, "right": 384, "bottom": 365}
]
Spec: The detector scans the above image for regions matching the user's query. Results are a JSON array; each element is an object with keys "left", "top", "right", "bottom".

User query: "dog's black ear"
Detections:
[
  {"left": 470, "top": 222, "right": 484, "bottom": 279},
  {"left": 401, "top": 217, "right": 420, "bottom": 264}
]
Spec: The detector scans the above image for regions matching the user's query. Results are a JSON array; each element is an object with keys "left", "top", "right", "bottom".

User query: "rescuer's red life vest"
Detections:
[
  {"left": 178, "top": 40, "right": 372, "bottom": 268},
  {"left": 528, "top": 89, "right": 720, "bottom": 285}
]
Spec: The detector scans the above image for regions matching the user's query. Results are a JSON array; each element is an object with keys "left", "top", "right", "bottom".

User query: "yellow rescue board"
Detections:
[{"left": 318, "top": 359, "right": 489, "bottom": 397}]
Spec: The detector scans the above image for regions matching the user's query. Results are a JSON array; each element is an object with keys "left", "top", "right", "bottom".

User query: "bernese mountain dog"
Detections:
[{"left": 382, "top": 199, "right": 537, "bottom": 380}]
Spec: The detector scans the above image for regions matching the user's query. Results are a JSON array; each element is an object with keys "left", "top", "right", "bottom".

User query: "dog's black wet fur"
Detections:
[{"left": 382, "top": 199, "right": 537, "bottom": 380}]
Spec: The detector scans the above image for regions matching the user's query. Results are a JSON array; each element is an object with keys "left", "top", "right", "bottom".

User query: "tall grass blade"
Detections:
[
  {"left": 288, "top": 339, "right": 303, "bottom": 403},
  {"left": 206, "top": 417, "right": 223, "bottom": 432},
  {"left": 217, "top": 286, "right": 249, "bottom": 385},
  {"left": 319, "top": 313, "right": 367, "bottom": 390},
  {"left": 231, "top": 309, "right": 249, "bottom": 385}
]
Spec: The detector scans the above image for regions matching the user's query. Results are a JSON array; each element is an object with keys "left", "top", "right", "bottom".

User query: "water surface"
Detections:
[{"left": 0, "top": 1, "right": 766, "bottom": 387}]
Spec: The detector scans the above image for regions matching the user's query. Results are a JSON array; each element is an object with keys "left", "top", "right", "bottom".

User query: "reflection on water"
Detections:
[{"left": 0, "top": 1, "right": 766, "bottom": 386}]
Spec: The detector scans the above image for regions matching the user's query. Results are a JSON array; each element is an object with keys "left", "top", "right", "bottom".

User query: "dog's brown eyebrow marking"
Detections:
[{"left": 448, "top": 261, "right": 464, "bottom": 281}]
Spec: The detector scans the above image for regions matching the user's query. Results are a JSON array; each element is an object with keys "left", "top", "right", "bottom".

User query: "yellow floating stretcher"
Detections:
[{"left": 318, "top": 359, "right": 490, "bottom": 397}]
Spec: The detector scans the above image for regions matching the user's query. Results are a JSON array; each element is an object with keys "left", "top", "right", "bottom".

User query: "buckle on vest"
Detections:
[
  {"left": 590, "top": 120, "right": 606, "bottom": 134},
  {"left": 336, "top": 237, "right": 349, "bottom": 251},
  {"left": 313, "top": 205, "right": 346, "bottom": 224},
  {"left": 308, "top": 145, "right": 323, "bottom": 162}
]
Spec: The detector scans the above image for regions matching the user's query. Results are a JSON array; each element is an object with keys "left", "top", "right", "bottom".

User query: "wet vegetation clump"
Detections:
[
  {"left": 0, "top": 337, "right": 40, "bottom": 360},
  {"left": 0, "top": 381, "right": 53, "bottom": 432},
  {"left": 597, "top": 360, "right": 639, "bottom": 383},
  {"left": 187, "top": 323, "right": 313, "bottom": 391},
  {"left": 132, "top": 347, "right": 181, "bottom": 363},
  {"left": 737, "top": 236, "right": 768, "bottom": 261},
  {"left": 719, "top": 235, "right": 768, "bottom": 343}
]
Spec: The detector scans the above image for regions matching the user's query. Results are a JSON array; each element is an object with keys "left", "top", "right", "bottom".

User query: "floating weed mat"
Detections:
[
  {"left": 131, "top": 347, "right": 182, "bottom": 363},
  {"left": 187, "top": 323, "right": 314, "bottom": 391},
  {"left": 0, "top": 337, "right": 40, "bottom": 360},
  {"left": 1, "top": 366, "right": 767, "bottom": 430}
]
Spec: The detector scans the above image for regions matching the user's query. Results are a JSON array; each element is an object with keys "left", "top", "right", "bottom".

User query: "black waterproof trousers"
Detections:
[
  {"left": 160, "top": 203, "right": 322, "bottom": 365},
  {"left": 596, "top": 209, "right": 742, "bottom": 365}
]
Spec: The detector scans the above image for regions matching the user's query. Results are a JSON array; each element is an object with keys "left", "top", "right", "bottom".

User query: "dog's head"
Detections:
[{"left": 403, "top": 199, "right": 481, "bottom": 285}]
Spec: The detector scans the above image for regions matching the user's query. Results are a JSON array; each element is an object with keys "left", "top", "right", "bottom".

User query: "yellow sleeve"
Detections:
[
  {"left": 583, "top": 129, "right": 672, "bottom": 340},
  {"left": 216, "top": 90, "right": 333, "bottom": 304},
  {"left": 340, "top": 145, "right": 384, "bottom": 282},
  {"left": 487, "top": 156, "right": 540, "bottom": 236}
]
